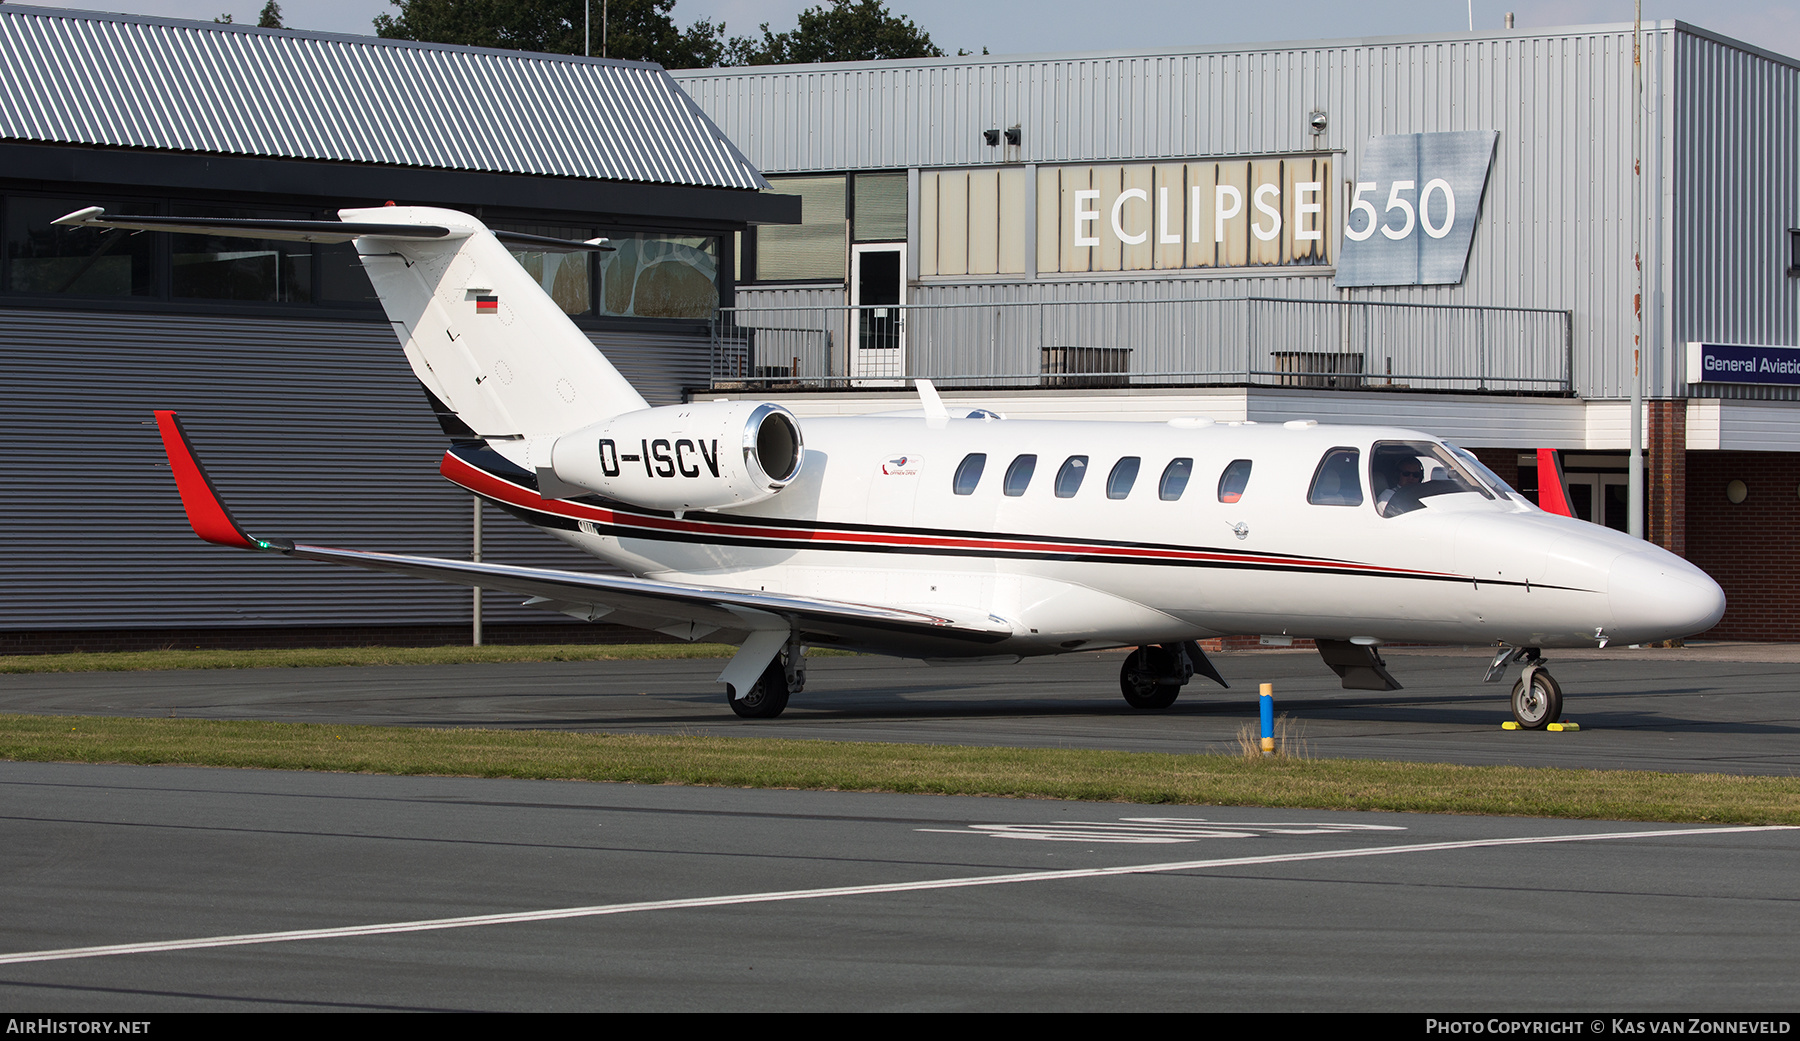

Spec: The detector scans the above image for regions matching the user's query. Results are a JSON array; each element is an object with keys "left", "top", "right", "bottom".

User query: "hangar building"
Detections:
[
  {"left": 0, "top": 6, "right": 793, "bottom": 650},
  {"left": 672, "top": 20, "right": 1800, "bottom": 639}
]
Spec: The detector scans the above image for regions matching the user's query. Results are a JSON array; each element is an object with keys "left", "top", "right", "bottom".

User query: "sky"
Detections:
[{"left": 11, "top": 0, "right": 1800, "bottom": 62}]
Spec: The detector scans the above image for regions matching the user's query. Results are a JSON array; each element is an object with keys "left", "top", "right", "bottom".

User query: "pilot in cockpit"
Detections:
[{"left": 1373, "top": 451, "right": 1426, "bottom": 516}]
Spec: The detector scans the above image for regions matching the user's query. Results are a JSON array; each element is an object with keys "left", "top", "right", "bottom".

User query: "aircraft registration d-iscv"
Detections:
[{"left": 56, "top": 204, "right": 1727, "bottom": 729}]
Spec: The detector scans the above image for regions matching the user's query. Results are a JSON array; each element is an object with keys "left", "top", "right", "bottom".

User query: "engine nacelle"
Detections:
[{"left": 550, "top": 401, "right": 804, "bottom": 512}]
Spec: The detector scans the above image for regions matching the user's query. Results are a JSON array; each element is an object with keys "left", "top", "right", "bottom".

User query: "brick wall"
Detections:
[
  {"left": 1686, "top": 451, "right": 1800, "bottom": 640},
  {"left": 1649, "top": 401, "right": 1687, "bottom": 556}
]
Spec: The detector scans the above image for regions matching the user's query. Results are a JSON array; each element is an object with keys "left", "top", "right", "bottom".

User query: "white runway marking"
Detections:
[
  {"left": 0, "top": 825, "right": 1789, "bottom": 967},
  {"left": 917, "top": 816, "right": 1410, "bottom": 843}
]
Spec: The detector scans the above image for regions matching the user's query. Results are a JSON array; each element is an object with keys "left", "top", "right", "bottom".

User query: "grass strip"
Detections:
[
  {"left": 0, "top": 643, "right": 751, "bottom": 673},
  {"left": 5, "top": 714, "right": 1798, "bottom": 824}
]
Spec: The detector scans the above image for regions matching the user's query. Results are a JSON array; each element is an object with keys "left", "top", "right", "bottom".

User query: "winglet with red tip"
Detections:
[{"left": 154, "top": 411, "right": 287, "bottom": 551}]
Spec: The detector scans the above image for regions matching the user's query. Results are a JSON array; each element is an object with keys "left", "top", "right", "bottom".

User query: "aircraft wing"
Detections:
[{"left": 153, "top": 411, "right": 1014, "bottom": 654}]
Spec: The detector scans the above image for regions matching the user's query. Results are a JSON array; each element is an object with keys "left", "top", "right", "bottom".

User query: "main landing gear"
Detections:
[
  {"left": 1487, "top": 646, "right": 1563, "bottom": 729},
  {"left": 727, "top": 640, "right": 806, "bottom": 719},
  {"left": 1119, "top": 641, "right": 1229, "bottom": 709}
]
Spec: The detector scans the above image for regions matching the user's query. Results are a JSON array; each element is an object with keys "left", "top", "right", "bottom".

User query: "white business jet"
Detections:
[{"left": 57, "top": 205, "right": 1726, "bottom": 729}]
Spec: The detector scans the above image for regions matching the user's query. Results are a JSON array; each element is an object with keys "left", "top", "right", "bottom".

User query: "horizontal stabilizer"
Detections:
[
  {"left": 55, "top": 207, "right": 449, "bottom": 243},
  {"left": 52, "top": 208, "right": 612, "bottom": 252}
]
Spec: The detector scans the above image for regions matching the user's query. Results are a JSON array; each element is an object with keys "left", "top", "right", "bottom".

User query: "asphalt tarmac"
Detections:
[
  {"left": 1, "top": 762, "right": 1795, "bottom": 1012},
  {"left": 2, "top": 645, "right": 1797, "bottom": 773},
  {"left": 4, "top": 646, "right": 1797, "bottom": 1010}
]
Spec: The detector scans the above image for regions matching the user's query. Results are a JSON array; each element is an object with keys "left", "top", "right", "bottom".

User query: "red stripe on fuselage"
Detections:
[{"left": 438, "top": 450, "right": 1453, "bottom": 580}]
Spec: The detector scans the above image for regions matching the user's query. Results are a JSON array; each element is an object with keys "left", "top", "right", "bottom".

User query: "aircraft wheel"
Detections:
[
  {"left": 1510, "top": 668, "right": 1562, "bottom": 730},
  {"left": 1120, "top": 647, "right": 1181, "bottom": 709},
  {"left": 728, "top": 657, "right": 791, "bottom": 719}
]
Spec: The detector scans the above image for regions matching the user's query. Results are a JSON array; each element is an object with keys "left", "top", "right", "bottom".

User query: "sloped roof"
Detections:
[{"left": 0, "top": 5, "right": 768, "bottom": 189}]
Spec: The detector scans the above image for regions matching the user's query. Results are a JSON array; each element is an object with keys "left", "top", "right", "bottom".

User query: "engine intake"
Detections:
[{"left": 550, "top": 401, "right": 804, "bottom": 512}]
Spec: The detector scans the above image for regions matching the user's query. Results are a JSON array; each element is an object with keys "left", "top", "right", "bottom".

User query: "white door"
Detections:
[{"left": 850, "top": 243, "right": 906, "bottom": 384}]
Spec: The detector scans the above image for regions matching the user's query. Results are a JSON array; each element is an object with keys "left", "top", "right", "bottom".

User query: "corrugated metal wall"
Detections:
[
  {"left": 0, "top": 308, "right": 697, "bottom": 631},
  {"left": 680, "top": 23, "right": 1800, "bottom": 402},
  {"left": 1672, "top": 30, "right": 1800, "bottom": 401}
]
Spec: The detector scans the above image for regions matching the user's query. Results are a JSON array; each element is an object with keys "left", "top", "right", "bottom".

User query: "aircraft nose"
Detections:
[{"left": 1607, "top": 550, "right": 1726, "bottom": 640}]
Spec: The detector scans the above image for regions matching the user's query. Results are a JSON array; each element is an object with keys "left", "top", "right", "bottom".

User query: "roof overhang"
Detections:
[{"left": 0, "top": 142, "right": 801, "bottom": 228}]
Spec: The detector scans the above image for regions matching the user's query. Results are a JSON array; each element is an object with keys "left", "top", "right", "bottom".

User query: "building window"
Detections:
[
  {"left": 599, "top": 233, "right": 719, "bottom": 320},
  {"left": 853, "top": 172, "right": 907, "bottom": 242},
  {"left": 2, "top": 195, "right": 155, "bottom": 297},
  {"left": 496, "top": 220, "right": 594, "bottom": 316},
  {"left": 0, "top": 192, "right": 720, "bottom": 322},
  {"left": 753, "top": 174, "right": 847, "bottom": 281},
  {"left": 742, "top": 172, "right": 906, "bottom": 284},
  {"left": 170, "top": 206, "right": 317, "bottom": 304}
]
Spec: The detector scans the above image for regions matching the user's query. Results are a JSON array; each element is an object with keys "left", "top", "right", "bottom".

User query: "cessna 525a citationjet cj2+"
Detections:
[{"left": 56, "top": 205, "right": 1726, "bottom": 729}]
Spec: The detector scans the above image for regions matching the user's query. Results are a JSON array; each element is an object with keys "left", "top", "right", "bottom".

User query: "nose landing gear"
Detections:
[{"left": 1487, "top": 646, "right": 1562, "bottom": 729}]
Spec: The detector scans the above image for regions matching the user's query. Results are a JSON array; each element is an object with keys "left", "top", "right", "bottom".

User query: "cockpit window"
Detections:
[
  {"left": 1217, "top": 459, "right": 1252, "bottom": 503},
  {"left": 1003, "top": 454, "right": 1036, "bottom": 497},
  {"left": 1370, "top": 441, "right": 1492, "bottom": 517},
  {"left": 1055, "top": 455, "right": 1089, "bottom": 498},
  {"left": 953, "top": 453, "right": 986, "bottom": 495},
  {"left": 1444, "top": 442, "right": 1516, "bottom": 501},
  {"left": 1159, "top": 458, "right": 1193, "bottom": 501},
  {"left": 1107, "top": 457, "right": 1140, "bottom": 499},
  {"left": 1308, "top": 448, "right": 1364, "bottom": 506}
]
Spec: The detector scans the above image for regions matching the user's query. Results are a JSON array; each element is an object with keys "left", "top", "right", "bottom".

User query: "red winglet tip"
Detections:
[
  {"left": 1535, "top": 448, "right": 1574, "bottom": 518},
  {"left": 154, "top": 411, "right": 260, "bottom": 550}
]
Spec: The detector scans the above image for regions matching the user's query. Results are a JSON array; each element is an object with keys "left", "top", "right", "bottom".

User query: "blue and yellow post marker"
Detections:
[{"left": 1260, "top": 682, "right": 1274, "bottom": 756}]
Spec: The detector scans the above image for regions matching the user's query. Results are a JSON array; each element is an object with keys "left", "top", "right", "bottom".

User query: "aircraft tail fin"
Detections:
[
  {"left": 344, "top": 206, "right": 648, "bottom": 440},
  {"left": 58, "top": 206, "right": 650, "bottom": 440}
]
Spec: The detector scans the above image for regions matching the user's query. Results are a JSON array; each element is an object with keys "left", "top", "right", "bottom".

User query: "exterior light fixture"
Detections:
[
  {"left": 1309, "top": 110, "right": 1328, "bottom": 134},
  {"left": 1788, "top": 228, "right": 1799, "bottom": 276},
  {"left": 1004, "top": 125, "right": 1022, "bottom": 146},
  {"left": 982, "top": 129, "right": 1001, "bottom": 146},
  {"left": 1727, "top": 479, "right": 1748, "bottom": 504}
]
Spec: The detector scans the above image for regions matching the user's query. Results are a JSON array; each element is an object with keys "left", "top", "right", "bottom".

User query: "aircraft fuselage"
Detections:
[{"left": 451, "top": 414, "right": 1723, "bottom": 659}]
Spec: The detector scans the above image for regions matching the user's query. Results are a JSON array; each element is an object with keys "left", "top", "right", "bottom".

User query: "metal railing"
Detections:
[{"left": 709, "top": 296, "right": 1573, "bottom": 394}]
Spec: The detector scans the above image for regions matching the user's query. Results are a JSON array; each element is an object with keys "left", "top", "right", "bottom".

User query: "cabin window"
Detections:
[
  {"left": 1159, "top": 458, "right": 1193, "bottom": 501},
  {"left": 1217, "top": 459, "right": 1253, "bottom": 503},
  {"left": 1107, "top": 457, "right": 1140, "bottom": 499},
  {"left": 1308, "top": 448, "right": 1364, "bottom": 506},
  {"left": 1054, "top": 455, "right": 1089, "bottom": 498},
  {"left": 953, "top": 453, "right": 986, "bottom": 495},
  {"left": 1003, "top": 454, "right": 1037, "bottom": 496}
]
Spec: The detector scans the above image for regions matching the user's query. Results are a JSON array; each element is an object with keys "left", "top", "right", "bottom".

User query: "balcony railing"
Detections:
[{"left": 709, "top": 296, "right": 1573, "bottom": 394}]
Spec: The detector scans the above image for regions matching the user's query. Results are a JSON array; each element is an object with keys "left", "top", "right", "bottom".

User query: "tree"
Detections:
[
  {"left": 373, "top": 0, "right": 726, "bottom": 69},
  {"left": 726, "top": 0, "right": 943, "bottom": 66},
  {"left": 258, "top": 2, "right": 283, "bottom": 29}
]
